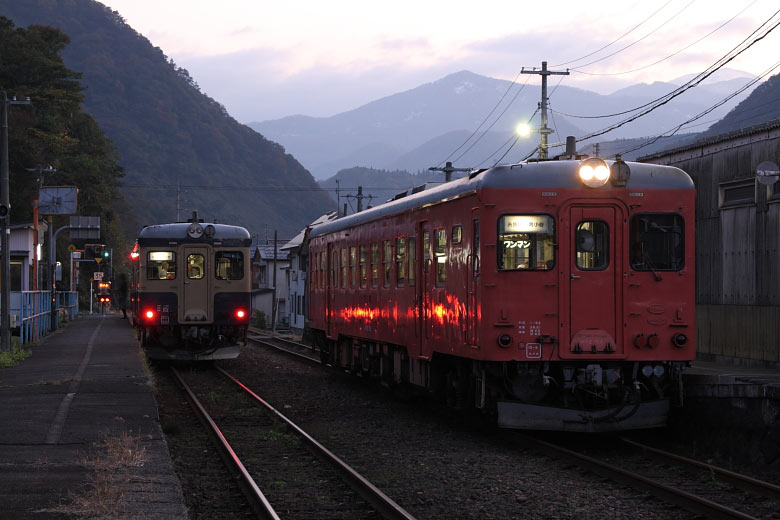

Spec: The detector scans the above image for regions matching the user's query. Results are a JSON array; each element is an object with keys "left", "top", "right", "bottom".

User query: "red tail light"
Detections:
[
  {"left": 235, "top": 309, "right": 247, "bottom": 319},
  {"left": 144, "top": 309, "right": 155, "bottom": 320}
]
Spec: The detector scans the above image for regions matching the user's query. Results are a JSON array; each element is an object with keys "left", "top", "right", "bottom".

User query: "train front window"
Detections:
[
  {"left": 215, "top": 251, "right": 243, "bottom": 280},
  {"left": 147, "top": 251, "right": 176, "bottom": 280},
  {"left": 576, "top": 221, "right": 609, "bottom": 270},
  {"left": 187, "top": 254, "right": 205, "bottom": 280},
  {"left": 630, "top": 213, "right": 684, "bottom": 271},
  {"left": 498, "top": 214, "right": 555, "bottom": 271}
]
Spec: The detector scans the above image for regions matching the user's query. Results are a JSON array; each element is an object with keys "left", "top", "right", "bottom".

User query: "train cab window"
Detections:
[
  {"left": 371, "top": 242, "right": 379, "bottom": 288},
  {"left": 575, "top": 222, "right": 608, "bottom": 270},
  {"left": 396, "top": 237, "right": 406, "bottom": 287},
  {"left": 434, "top": 228, "right": 447, "bottom": 285},
  {"left": 187, "top": 254, "right": 205, "bottom": 280},
  {"left": 630, "top": 213, "right": 684, "bottom": 271},
  {"left": 408, "top": 237, "right": 416, "bottom": 286},
  {"left": 215, "top": 251, "right": 243, "bottom": 280},
  {"left": 498, "top": 214, "right": 555, "bottom": 271},
  {"left": 383, "top": 240, "right": 392, "bottom": 288},
  {"left": 147, "top": 251, "right": 176, "bottom": 280},
  {"left": 341, "top": 248, "right": 347, "bottom": 289},
  {"left": 350, "top": 247, "right": 357, "bottom": 288},
  {"left": 452, "top": 225, "right": 462, "bottom": 244},
  {"left": 360, "top": 245, "right": 368, "bottom": 289}
]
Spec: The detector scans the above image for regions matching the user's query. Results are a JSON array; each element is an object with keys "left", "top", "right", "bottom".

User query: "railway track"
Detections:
[
  {"left": 517, "top": 433, "right": 780, "bottom": 520},
  {"left": 247, "top": 328, "right": 320, "bottom": 364},
  {"left": 171, "top": 365, "right": 415, "bottom": 520}
]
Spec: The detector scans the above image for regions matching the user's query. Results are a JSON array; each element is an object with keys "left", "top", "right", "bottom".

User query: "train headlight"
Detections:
[
  {"left": 578, "top": 158, "right": 610, "bottom": 188},
  {"left": 497, "top": 334, "right": 513, "bottom": 348}
]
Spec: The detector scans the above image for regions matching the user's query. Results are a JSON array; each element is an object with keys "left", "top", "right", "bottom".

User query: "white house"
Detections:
[{"left": 250, "top": 243, "right": 290, "bottom": 329}]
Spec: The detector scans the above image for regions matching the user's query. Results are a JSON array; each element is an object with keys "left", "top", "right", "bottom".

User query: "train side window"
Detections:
[
  {"left": 147, "top": 251, "right": 176, "bottom": 280},
  {"left": 451, "top": 225, "right": 462, "bottom": 244},
  {"left": 187, "top": 254, "right": 205, "bottom": 280},
  {"left": 371, "top": 242, "right": 379, "bottom": 288},
  {"left": 408, "top": 237, "right": 416, "bottom": 286},
  {"left": 498, "top": 214, "right": 555, "bottom": 270},
  {"left": 630, "top": 213, "right": 684, "bottom": 271},
  {"left": 423, "top": 231, "right": 430, "bottom": 261},
  {"left": 332, "top": 250, "right": 338, "bottom": 287},
  {"left": 360, "top": 245, "right": 368, "bottom": 288},
  {"left": 320, "top": 251, "right": 326, "bottom": 288},
  {"left": 341, "top": 248, "right": 347, "bottom": 289},
  {"left": 575, "top": 222, "right": 608, "bottom": 270},
  {"left": 215, "top": 251, "right": 243, "bottom": 280},
  {"left": 383, "top": 240, "right": 392, "bottom": 288},
  {"left": 396, "top": 236, "right": 406, "bottom": 287},
  {"left": 434, "top": 228, "right": 447, "bottom": 285},
  {"left": 350, "top": 246, "right": 357, "bottom": 288}
]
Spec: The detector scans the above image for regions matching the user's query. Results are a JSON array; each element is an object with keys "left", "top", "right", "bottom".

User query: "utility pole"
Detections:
[
  {"left": 1, "top": 92, "right": 31, "bottom": 351},
  {"left": 521, "top": 61, "right": 569, "bottom": 159},
  {"left": 428, "top": 161, "right": 471, "bottom": 182}
]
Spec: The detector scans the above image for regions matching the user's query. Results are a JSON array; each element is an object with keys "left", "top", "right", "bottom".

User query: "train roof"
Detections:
[
  {"left": 310, "top": 159, "right": 693, "bottom": 238},
  {"left": 137, "top": 222, "right": 251, "bottom": 246}
]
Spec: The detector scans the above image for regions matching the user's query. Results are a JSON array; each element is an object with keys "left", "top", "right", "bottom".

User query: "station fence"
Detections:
[{"left": 7, "top": 290, "right": 79, "bottom": 346}]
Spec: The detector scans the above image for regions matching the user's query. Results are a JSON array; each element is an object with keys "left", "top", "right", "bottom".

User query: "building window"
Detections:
[
  {"left": 396, "top": 236, "right": 406, "bottom": 286},
  {"left": 371, "top": 242, "right": 379, "bottom": 288},
  {"left": 719, "top": 179, "right": 755, "bottom": 208},
  {"left": 408, "top": 237, "right": 415, "bottom": 286},
  {"left": 434, "top": 228, "right": 447, "bottom": 285}
]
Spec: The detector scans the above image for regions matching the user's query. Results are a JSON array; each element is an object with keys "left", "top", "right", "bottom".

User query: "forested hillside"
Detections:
[
  {"left": 0, "top": 16, "right": 126, "bottom": 291},
  {"left": 0, "top": 0, "right": 332, "bottom": 237},
  {"left": 703, "top": 72, "right": 780, "bottom": 136}
]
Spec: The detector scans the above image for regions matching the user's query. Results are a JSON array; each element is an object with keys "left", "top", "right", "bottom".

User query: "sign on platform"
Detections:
[{"left": 94, "top": 272, "right": 104, "bottom": 281}]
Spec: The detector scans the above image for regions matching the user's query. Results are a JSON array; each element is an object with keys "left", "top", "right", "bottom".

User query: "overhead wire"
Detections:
[
  {"left": 571, "top": 0, "right": 760, "bottom": 76},
  {"left": 568, "top": 0, "right": 698, "bottom": 71},
  {"left": 545, "top": 11, "right": 780, "bottom": 146},
  {"left": 552, "top": 0, "right": 675, "bottom": 67}
]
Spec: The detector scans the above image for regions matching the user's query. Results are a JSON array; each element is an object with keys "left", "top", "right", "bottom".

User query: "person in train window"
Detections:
[{"left": 160, "top": 261, "right": 175, "bottom": 279}]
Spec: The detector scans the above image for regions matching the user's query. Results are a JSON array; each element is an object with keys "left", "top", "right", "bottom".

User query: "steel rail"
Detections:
[
  {"left": 216, "top": 366, "right": 417, "bottom": 520},
  {"left": 248, "top": 327, "right": 312, "bottom": 351},
  {"left": 170, "top": 367, "right": 280, "bottom": 520},
  {"left": 517, "top": 434, "right": 759, "bottom": 520},
  {"left": 619, "top": 437, "right": 780, "bottom": 500},
  {"left": 247, "top": 335, "right": 321, "bottom": 364}
]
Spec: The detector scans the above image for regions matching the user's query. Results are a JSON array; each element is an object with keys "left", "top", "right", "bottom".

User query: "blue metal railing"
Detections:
[
  {"left": 55, "top": 291, "right": 79, "bottom": 328},
  {"left": 10, "top": 291, "right": 51, "bottom": 346}
]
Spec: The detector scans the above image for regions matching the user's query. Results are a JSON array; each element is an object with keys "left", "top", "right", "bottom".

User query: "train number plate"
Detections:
[
  {"left": 526, "top": 343, "right": 542, "bottom": 359},
  {"left": 161, "top": 315, "right": 169, "bottom": 325}
]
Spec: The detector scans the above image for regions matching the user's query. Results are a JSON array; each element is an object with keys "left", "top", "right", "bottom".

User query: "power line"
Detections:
[
  {"left": 572, "top": 0, "right": 759, "bottom": 76},
  {"left": 569, "top": 0, "right": 698, "bottom": 71},
  {"left": 552, "top": 0, "right": 675, "bottom": 67}
]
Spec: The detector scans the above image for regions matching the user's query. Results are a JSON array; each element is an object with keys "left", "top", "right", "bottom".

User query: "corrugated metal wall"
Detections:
[{"left": 642, "top": 123, "right": 780, "bottom": 366}]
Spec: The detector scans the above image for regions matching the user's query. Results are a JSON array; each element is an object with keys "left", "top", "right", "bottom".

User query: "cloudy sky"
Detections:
[{"left": 99, "top": 0, "right": 779, "bottom": 123}]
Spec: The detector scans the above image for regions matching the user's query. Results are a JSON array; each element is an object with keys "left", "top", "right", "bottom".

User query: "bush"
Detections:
[{"left": 252, "top": 310, "right": 266, "bottom": 329}]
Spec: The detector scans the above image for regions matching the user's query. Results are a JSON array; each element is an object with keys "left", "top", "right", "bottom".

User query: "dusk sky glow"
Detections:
[{"left": 98, "top": 0, "right": 779, "bottom": 122}]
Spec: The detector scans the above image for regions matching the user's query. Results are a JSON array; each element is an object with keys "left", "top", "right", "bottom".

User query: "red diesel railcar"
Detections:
[{"left": 307, "top": 155, "right": 695, "bottom": 431}]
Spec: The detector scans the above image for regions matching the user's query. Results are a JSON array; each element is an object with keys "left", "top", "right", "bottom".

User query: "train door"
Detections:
[
  {"left": 415, "top": 220, "right": 429, "bottom": 356},
  {"left": 181, "top": 246, "right": 210, "bottom": 323},
  {"left": 564, "top": 205, "right": 624, "bottom": 355},
  {"left": 466, "top": 216, "right": 480, "bottom": 346}
]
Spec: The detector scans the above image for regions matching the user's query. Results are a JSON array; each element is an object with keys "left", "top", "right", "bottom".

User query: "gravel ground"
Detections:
[{"left": 210, "top": 344, "right": 697, "bottom": 519}]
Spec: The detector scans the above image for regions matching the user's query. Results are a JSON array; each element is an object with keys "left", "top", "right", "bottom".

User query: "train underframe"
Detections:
[
  {"left": 313, "top": 330, "right": 685, "bottom": 432},
  {"left": 138, "top": 323, "right": 245, "bottom": 361}
]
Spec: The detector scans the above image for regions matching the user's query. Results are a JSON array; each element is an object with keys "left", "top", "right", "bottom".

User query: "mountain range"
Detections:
[{"left": 251, "top": 69, "right": 761, "bottom": 180}]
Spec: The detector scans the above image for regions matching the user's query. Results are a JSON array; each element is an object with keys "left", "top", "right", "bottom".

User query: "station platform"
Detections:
[{"left": 0, "top": 314, "right": 188, "bottom": 519}]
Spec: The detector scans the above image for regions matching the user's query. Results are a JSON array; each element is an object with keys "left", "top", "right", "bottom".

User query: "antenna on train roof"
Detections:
[{"left": 188, "top": 210, "right": 203, "bottom": 223}]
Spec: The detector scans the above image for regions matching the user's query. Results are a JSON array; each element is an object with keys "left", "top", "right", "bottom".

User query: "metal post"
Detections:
[
  {"left": 1, "top": 92, "right": 9, "bottom": 350},
  {"left": 521, "top": 61, "right": 569, "bottom": 159},
  {"left": 49, "top": 216, "right": 55, "bottom": 329}
]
